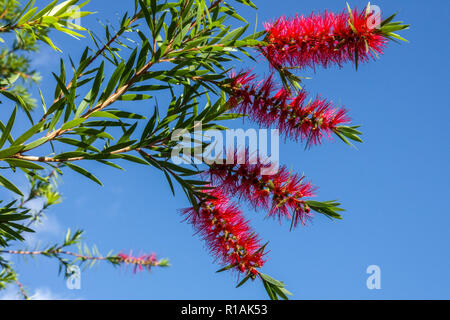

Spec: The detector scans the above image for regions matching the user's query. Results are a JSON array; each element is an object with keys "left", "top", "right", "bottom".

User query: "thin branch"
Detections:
[
  {"left": 15, "top": 279, "right": 29, "bottom": 300},
  {"left": 12, "top": 146, "right": 138, "bottom": 163},
  {"left": 1, "top": 249, "right": 164, "bottom": 269},
  {"left": 39, "top": 12, "right": 142, "bottom": 122}
]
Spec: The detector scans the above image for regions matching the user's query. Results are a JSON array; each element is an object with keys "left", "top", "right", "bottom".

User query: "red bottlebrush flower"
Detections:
[
  {"left": 117, "top": 252, "right": 160, "bottom": 273},
  {"left": 261, "top": 7, "right": 387, "bottom": 69},
  {"left": 207, "top": 151, "right": 316, "bottom": 228},
  {"left": 228, "top": 71, "right": 350, "bottom": 146},
  {"left": 182, "top": 187, "right": 266, "bottom": 276}
]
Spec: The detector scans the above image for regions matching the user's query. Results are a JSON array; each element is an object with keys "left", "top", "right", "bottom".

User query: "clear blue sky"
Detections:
[{"left": 1, "top": 0, "right": 449, "bottom": 299}]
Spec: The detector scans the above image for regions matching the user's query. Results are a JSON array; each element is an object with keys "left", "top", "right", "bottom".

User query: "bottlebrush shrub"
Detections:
[
  {"left": 0, "top": 0, "right": 407, "bottom": 300},
  {"left": 182, "top": 187, "right": 266, "bottom": 277},
  {"left": 228, "top": 71, "right": 351, "bottom": 146},
  {"left": 206, "top": 151, "right": 319, "bottom": 228},
  {"left": 261, "top": 5, "right": 407, "bottom": 70}
]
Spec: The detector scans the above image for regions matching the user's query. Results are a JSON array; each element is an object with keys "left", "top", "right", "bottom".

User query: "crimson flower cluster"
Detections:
[
  {"left": 261, "top": 8, "right": 386, "bottom": 69},
  {"left": 207, "top": 153, "right": 316, "bottom": 228},
  {"left": 117, "top": 252, "right": 160, "bottom": 273},
  {"left": 181, "top": 6, "right": 406, "bottom": 293},
  {"left": 229, "top": 71, "right": 350, "bottom": 146},
  {"left": 182, "top": 187, "right": 266, "bottom": 276}
]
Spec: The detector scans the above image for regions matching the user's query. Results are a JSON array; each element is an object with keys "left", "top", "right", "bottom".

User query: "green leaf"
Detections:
[
  {"left": 41, "top": 35, "right": 61, "bottom": 52},
  {"left": 75, "top": 89, "right": 93, "bottom": 118},
  {"left": 100, "top": 61, "right": 125, "bottom": 102},
  {"left": 129, "top": 85, "right": 170, "bottom": 92},
  {"left": 307, "top": 200, "right": 344, "bottom": 220},
  {"left": 9, "top": 222, "right": 35, "bottom": 233},
  {"left": 0, "top": 107, "right": 16, "bottom": 149},
  {"left": 162, "top": 169, "right": 175, "bottom": 195},
  {"left": 262, "top": 279, "right": 276, "bottom": 300},
  {"left": 0, "top": 214, "right": 31, "bottom": 222},
  {"left": 34, "top": 0, "right": 59, "bottom": 19},
  {"left": 70, "top": 128, "right": 114, "bottom": 140},
  {"left": 55, "top": 138, "right": 100, "bottom": 152},
  {"left": 46, "top": 97, "right": 66, "bottom": 116},
  {"left": 387, "top": 32, "right": 409, "bottom": 42},
  {"left": 61, "top": 118, "right": 86, "bottom": 130},
  {"left": 91, "top": 61, "right": 105, "bottom": 107},
  {"left": 96, "top": 160, "right": 123, "bottom": 171},
  {"left": 54, "top": 151, "right": 90, "bottom": 160},
  {"left": 271, "top": 284, "right": 291, "bottom": 300},
  {"left": 0, "top": 145, "right": 24, "bottom": 159},
  {"left": 12, "top": 121, "right": 45, "bottom": 146},
  {"left": 5, "top": 159, "right": 45, "bottom": 170},
  {"left": 83, "top": 120, "right": 130, "bottom": 127},
  {"left": 0, "top": 175, "right": 24, "bottom": 196},
  {"left": 89, "top": 111, "right": 120, "bottom": 120},
  {"left": 334, "top": 130, "right": 353, "bottom": 148},
  {"left": 52, "top": 72, "right": 70, "bottom": 96},
  {"left": 106, "top": 110, "right": 146, "bottom": 120},
  {"left": 120, "top": 47, "right": 138, "bottom": 85},
  {"left": 119, "top": 154, "right": 150, "bottom": 165},
  {"left": 0, "top": 121, "right": 14, "bottom": 145},
  {"left": 141, "top": 107, "right": 158, "bottom": 140},
  {"left": 216, "top": 264, "right": 237, "bottom": 273},
  {"left": 259, "top": 273, "right": 285, "bottom": 288},
  {"left": 136, "top": 40, "right": 150, "bottom": 70},
  {"left": 0, "top": 91, "right": 30, "bottom": 111},
  {"left": 0, "top": 223, "right": 24, "bottom": 241},
  {"left": 23, "top": 136, "right": 50, "bottom": 151},
  {"left": 66, "top": 163, "right": 103, "bottom": 186},
  {"left": 234, "top": 0, "right": 257, "bottom": 9},
  {"left": 117, "top": 94, "right": 152, "bottom": 101},
  {"left": 236, "top": 274, "right": 251, "bottom": 288},
  {"left": 260, "top": 273, "right": 291, "bottom": 300},
  {"left": 138, "top": 0, "right": 151, "bottom": 28}
]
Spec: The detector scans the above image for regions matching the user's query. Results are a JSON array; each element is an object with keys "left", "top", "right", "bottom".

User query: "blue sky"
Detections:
[{"left": 1, "top": 0, "right": 449, "bottom": 300}]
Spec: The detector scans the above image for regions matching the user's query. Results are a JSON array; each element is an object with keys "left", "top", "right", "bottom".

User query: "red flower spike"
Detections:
[
  {"left": 182, "top": 188, "right": 266, "bottom": 276},
  {"left": 117, "top": 252, "right": 160, "bottom": 273},
  {"left": 207, "top": 151, "right": 316, "bottom": 228},
  {"left": 261, "top": 7, "right": 387, "bottom": 69},
  {"left": 228, "top": 72, "right": 350, "bottom": 146}
]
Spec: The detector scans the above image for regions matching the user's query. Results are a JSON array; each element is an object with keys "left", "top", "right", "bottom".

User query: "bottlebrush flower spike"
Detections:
[
  {"left": 182, "top": 188, "right": 266, "bottom": 276},
  {"left": 261, "top": 6, "right": 387, "bottom": 69},
  {"left": 229, "top": 71, "right": 351, "bottom": 146},
  {"left": 117, "top": 252, "right": 161, "bottom": 273},
  {"left": 207, "top": 151, "right": 316, "bottom": 228}
]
